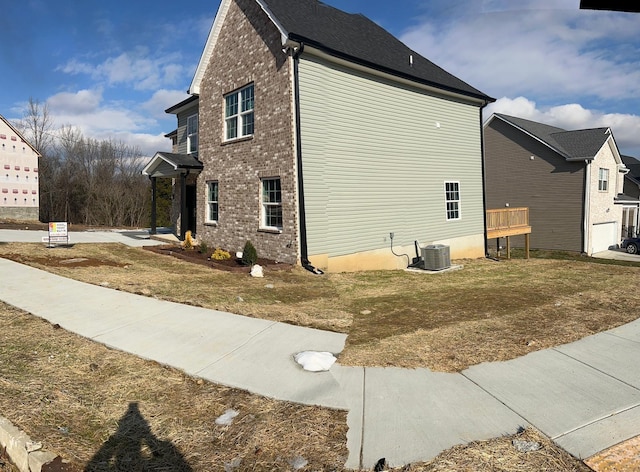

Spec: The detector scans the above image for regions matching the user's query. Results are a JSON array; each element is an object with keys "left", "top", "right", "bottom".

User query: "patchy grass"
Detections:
[{"left": 1, "top": 242, "right": 640, "bottom": 373}]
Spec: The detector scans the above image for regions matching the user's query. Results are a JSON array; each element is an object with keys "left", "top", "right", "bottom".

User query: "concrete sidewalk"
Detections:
[
  {"left": 1, "top": 257, "right": 640, "bottom": 469},
  {"left": 0, "top": 228, "right": 172, "bottom": 247}
]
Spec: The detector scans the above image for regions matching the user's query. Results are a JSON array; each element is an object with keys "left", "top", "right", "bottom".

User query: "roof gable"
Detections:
[
  {"left": 622, "top": 155, "right": 640, "bottom": 182},
  {"left": 190, "top": 0, "right": 493, "bottom": 103},
  {"left": 0, "top": 114, "right": 42, "bottom": 157},
  {"left": 489, "top": 113, "right": 613, "bottom": 162},
  {"left": 142, "top": 152, "right": 203, "bottom": 178}
]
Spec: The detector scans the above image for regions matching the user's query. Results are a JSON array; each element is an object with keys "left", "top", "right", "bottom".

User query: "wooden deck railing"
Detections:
[
  {"left": 486, "top": 207, "right": 532, "bottom": 259},
  {"left": 486, "top": 207, "right": 531, "bottom": 239}
]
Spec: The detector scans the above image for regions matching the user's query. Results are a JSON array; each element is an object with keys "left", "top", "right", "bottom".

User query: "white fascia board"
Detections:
[
  {"left": 189, "top": 0, "right": 232, "bottom": 95},
  {"left": 301, "top": 45, "right": 487, "bottom": 107},
  {"left": 255, "top": 0, "right": 289, "bottom": 45},
  {"left": 605, "top": 131, "right": 628, "bottom": 172},
  {"left": 141, "top": 153, "right": 179, "bottom": 176}
]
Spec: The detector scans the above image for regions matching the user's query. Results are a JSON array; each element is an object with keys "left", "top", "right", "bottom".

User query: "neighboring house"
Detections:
[
  {"left": 621, "top": 154, "right": 640, "bottom": 237},
  {"left": 0, "top": 114, "right": 41, "bottom": 221},
  {"left": 144, "top": 0, "right": 494, "bottom": 272},
  {"left": 484, "top": 113, "right": 634, "bottom": 255}
]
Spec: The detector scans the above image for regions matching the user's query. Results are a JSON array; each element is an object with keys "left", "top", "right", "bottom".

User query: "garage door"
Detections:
[{"left": 592, "top": 222, "right": 617, "bottom": 254}]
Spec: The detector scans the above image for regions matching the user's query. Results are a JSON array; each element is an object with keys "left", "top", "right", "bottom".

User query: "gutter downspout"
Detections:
[
  {"left": 480, "top": 106, "right": 490, "bottom": 258},
  {"left": 292, "top": 42, "right": 324, "bottom": 275},
  {"left": 583, "top": 160, "right": 591, "bottom": 254}
]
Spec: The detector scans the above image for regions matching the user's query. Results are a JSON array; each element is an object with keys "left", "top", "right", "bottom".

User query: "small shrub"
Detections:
[
  {"left": 198, "top": 242, "right": 209, "bottom": 255},
  {"left": 211, "top": 248, "right": 231, "bottom": 260},
  {"left": 182, "top": 230, "right": 194, "bottom": 250},
  {"left": 241, "top": 240, "right": 258, "bottom": 266}
]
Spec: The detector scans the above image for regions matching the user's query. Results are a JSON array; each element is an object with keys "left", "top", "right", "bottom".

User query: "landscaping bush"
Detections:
[
  {"left": 198, "top": 242, "right": 209, "bottom": 255},
  {"left": 241, "top": 240, "right": 258, "bottom": 266},
  {"left": 182, "top": 230, "right": 194, "bottom": 250},
  {"left": 211, "top": 248, "right": 231, "bottom": 260}
]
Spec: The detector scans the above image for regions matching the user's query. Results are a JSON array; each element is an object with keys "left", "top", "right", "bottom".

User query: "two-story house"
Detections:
[
  {"left": 484, "top": 113, "right": 633, "bottom": 255},
  {"left": 144, "top": 0, "right": 494, "bottom": 272},
  {"left": 0, "top": 114, "right": 41, "bottom": 221},
  {"left": 621, "top": 154, "right": 640, "bottom": 238}
]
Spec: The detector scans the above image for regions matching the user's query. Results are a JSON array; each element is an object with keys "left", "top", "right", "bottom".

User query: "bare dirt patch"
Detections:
[
  {"left": 1, "top": 252, "right": 126, "bottom": 268},
  {"left": 143, "top": 244, "right": 293, "bottom": 273}
]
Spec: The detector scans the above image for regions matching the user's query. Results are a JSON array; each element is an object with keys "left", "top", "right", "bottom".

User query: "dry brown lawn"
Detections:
[{"left": 1, "top": 240, "right": 636, "bottom": 471}]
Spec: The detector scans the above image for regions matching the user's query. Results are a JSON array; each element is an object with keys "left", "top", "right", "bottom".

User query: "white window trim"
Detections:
[
  {"left": 205, "top": 181, "right": 219, "bottom": 224},
  {"left": 224, "top": 84, "right": 254, "bottom": 142},
  {"left": 186, "top": 114, "right": 198, "bottom": 154},
  {"left": 260, "top": 177, "right": 283, "bottom": 231},
  {"left": 444, "top": 181, "right": 461, "bottom": 221},
  {"left": 598, "top": 168, "right": 609, "bottom": 192}
]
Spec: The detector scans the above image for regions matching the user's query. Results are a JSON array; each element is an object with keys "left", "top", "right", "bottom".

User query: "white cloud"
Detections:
[
  {"left": 141, "top": 89, "right": 191, "bottom": 119},
  {"left": 47, "top": 89, "right": 103, "bottom": 115},
  {"left": 58, "top": 48, "right": 187, "bottom": 91},
  {"left": 402, "top": 4, "right": 640, "bottom": 104},
  {"left": 485, "top": 96, "right": 640, "bottom": 156}
]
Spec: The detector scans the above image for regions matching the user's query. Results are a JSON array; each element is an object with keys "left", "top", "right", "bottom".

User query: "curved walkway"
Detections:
[{"left": 2, "top": 254, "right": 640, "bottom": 469}]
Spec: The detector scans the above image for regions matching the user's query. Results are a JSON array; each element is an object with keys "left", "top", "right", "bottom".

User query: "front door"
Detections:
[{"left": 185, "top": 185, "right": 197, "bottom": 236}]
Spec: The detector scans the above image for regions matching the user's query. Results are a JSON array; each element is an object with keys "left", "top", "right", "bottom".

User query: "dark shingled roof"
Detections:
[
  {"left": 622, "top": 155, "right": 640, "bottom": 181},
  {"left": 494, "top": 113, "right": 611, "bottom": 160},
  {"left": 155, "top": 152, "right": 203, "bottom": 169},
  {"left": 261, "top": 0, "right": 493, "bottom": 102}
]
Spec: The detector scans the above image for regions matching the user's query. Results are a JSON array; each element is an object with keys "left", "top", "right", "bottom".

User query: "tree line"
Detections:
[{"left": 17, "top": 98, "right": 170, "bottom": 228}]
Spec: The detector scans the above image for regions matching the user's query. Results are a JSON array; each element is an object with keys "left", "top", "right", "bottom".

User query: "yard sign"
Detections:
[{"left": 43, "top": 221, "right": 69, "bottom": 246}]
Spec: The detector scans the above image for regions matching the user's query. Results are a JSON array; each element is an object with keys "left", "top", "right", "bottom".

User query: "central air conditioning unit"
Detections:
[{"left": 421, "top": 244, "right": 451, "bottom": 271}]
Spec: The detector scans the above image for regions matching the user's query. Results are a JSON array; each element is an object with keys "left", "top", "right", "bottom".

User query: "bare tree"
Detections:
[
  {"left": 13, "top": 99, "right": 152, "bottom": 227},
  {"left": 18, "top": 97, "right": 55, "bottom": 156}
]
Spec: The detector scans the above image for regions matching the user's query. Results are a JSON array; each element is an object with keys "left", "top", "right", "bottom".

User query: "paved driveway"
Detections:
[{"left": 593, "top": 248, "right": 640, "bottom": 262}]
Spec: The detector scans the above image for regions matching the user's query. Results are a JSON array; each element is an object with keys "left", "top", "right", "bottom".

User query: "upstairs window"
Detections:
[
  {"left": 445, "top": 181, "right": 461, "bottom": 220},
  {"left": 187, "top": 114, "right": 198, "bottom": 154},
  {"left": 206, "top": 181, "right": 219, "bottom": 223},
  {"left": 261, "top": 178, "right": 282, "bottom": 230},
  {"left": 598, "top": 168, "right": 609, "bottom": 191},
  {"left": 225, "top": 84, "right": 254, "bottom": 141}
]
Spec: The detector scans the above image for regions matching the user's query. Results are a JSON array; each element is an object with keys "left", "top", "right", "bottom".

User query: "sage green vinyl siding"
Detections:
[{"left": 298, "top": 55, "right": 485, "bottom": 257}]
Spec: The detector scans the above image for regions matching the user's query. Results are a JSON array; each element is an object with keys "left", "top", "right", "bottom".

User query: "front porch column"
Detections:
[
  {"left": 180, "top": 172, "right": 187, "bottom": 240},
  {"left": 150, "top": 176, "right": 157, "bottom": 235}
]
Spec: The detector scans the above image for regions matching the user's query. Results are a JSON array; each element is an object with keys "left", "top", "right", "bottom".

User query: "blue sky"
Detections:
[{"left": 2, "top": 0, "right": 640, "bottom": 157}]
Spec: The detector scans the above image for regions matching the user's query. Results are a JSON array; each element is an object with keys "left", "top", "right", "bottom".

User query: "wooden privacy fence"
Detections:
[{"left": 486, "top": 207, "right": 532, "bottom": 259}]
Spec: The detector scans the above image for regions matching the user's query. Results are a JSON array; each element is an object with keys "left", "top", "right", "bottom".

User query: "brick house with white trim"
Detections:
[{"left": 144, "top": 0, "right": 494, "bottom": 272}]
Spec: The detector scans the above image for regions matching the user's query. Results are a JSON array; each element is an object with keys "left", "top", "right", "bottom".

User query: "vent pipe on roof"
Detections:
[{"left": 409, "top": 54, "right": 413, "bottom": 67}]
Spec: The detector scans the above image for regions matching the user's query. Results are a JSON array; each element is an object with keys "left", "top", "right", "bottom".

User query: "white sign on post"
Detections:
[{"left": 42, "top": 222, "right": 69, "bottom": 246}]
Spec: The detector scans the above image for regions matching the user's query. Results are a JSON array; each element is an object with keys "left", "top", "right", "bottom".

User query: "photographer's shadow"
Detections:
[{"left": 85, "top": 402, "right": 193, "bottom": 471}]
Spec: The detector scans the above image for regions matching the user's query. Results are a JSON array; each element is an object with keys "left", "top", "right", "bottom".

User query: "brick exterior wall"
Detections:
[{"left": 197, "top": 0, "right": 299, "bottom": 264}]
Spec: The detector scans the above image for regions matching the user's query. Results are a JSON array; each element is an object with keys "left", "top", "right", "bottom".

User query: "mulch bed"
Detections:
[{"left": 143, "top": 244, "right": 293, "bottom": 273}]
